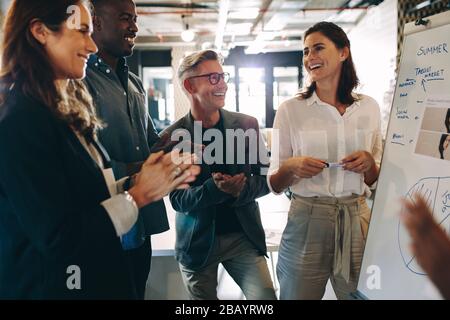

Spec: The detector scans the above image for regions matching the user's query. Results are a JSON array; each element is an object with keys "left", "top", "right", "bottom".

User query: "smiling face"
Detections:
[
  {"left": 94, "top": 0, "right": 138, "bottom": 58},
  {"left": 186, "top": 59, "right": 228, "bottom": 112},
  {"left": 303, "top": 31, "right": 348, "bottom": 86},
  {"left": 44, "top": 3, "right": 97, "bottom": 79}
]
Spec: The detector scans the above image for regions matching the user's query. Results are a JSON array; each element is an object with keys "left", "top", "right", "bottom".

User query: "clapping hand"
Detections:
[
  {"left": 129, "top": 150, "right": 200, "bottom": 208},
  {"left": 212, "top": 172, "right": 247, "bottom": 198}
]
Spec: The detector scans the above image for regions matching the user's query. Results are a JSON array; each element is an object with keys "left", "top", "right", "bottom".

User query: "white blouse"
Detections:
[{"left": 268, "top": 91, "right": 383, "bottom": 198}]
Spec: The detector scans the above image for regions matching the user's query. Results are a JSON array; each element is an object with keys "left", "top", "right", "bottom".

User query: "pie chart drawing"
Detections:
[{"left": 398, "top": 176, "right": 450, "bottom": 275}]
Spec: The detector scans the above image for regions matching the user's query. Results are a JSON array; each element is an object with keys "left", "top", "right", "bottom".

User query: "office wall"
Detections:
[
  {"left": 171, "top": 46, "right": 196, "bottom": 121},
  {"left": 348, "top": 0, "right": 398, "bottom": 136},
  {"left": 349, "top": 0, "right": 450, "bottom": 136}
]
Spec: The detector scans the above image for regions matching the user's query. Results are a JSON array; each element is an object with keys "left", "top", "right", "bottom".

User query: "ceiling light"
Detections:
[
  {"left": 181, "top": 15, "right": 195, "bottom": 43},
  {"left": 415, "top": 0, "right": 431, "bottom": 10},
  {"left": 181, "top": 28, "right": 195, "bottom": 42}
]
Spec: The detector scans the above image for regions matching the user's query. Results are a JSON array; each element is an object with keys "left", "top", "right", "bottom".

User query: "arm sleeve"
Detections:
[
  {"left": 0, "top": 109, "right": 121, "bottom": 263},
  {"left": 267, "top": 102, "right": 293, "bottom": 194},
  {"left": 147, "top": 114, "right": 161, "bottom": 149},
  {"left": 169, "top": 178, "right": 233, "bottom": 213},
  {"left": 101, "top": 192, "right": 138, "bottom": 236},
  {"left": 372, "top": 108, "right": 383, "bottom": 168},
  {"left": 368, "top": 102, "right": 383, "bottom": 190},
  {"left": 229, "top": 176, "right": 270, "bottom": 207}
]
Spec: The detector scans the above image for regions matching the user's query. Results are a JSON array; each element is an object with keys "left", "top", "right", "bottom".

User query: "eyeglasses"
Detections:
[{"left": 187, "top": 72, "right": 230, "bottom": 85}]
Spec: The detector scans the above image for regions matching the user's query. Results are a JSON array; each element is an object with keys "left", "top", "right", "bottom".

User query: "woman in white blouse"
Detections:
[{"left": 268, "top": 21, "right": 382, "bottom": 300}]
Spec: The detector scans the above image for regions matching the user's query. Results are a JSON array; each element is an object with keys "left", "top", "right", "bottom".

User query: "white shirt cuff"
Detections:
[{"left": 101, "top": 192, "right": 139, "bottom": 237}]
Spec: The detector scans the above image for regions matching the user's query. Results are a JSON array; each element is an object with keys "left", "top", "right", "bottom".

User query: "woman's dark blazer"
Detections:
[{"left": 0, "top": 87, "right": 134, "bottom": 299}]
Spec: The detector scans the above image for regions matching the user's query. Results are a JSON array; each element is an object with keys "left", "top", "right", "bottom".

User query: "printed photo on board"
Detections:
[{"left": 415, "top": 130, "right": 450, "bottom": 161}]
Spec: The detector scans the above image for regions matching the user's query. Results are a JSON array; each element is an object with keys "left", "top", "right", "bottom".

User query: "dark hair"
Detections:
[
  {"left": 439, "top": 134, "right": 449, "bottom": 159},
  {"left": 445, "top": 108, "right": 450, "bottom": 133},
  {"left": 299, "top": 21, "right": 359, "bottom": 106},
  {"left": 0, "top": 0, "right": 101, "bottom": 139}
]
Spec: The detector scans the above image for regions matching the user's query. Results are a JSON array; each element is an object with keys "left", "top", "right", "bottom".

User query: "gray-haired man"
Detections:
[{"left": 162, "top": 50, "right": 276, "bottom": 300}]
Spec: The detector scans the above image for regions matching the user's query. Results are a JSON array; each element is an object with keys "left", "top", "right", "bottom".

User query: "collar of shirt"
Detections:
[
  {"left": 186, "top": 110, "right": 226, "bottom": 131},
  {"left": 306, "top": 90, "right": 361, "bottom": 112},
  {"left": 87, "top": 54, "right": 129, "bottom": 88}
]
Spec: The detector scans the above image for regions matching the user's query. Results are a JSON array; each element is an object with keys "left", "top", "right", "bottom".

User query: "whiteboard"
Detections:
[{"left": 356, "top": 11, "right": 450, "bottom": 300}]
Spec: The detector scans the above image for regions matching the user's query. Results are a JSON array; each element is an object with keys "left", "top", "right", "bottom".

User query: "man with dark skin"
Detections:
[{"left": 85, "top": 0, "right": 169, "bottom": 299}]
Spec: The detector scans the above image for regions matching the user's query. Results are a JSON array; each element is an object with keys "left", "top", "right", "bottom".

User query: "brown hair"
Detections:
[
  {"left": 299, "top": 21, "right": 359, "bottom": 106},
  {"left": 0, "top": 0, "right": 102, "bottom": 139},
  {"left": 439, "top": 133, "right": 449, "bottom": 159},
  {"left": 445, "top": 108, "right": 450, "bottom": 133}
]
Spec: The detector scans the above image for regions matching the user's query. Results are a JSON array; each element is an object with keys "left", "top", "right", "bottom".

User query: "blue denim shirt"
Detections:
[{"left": 84, "top": 55, "right": 169, "bottom": 250}]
